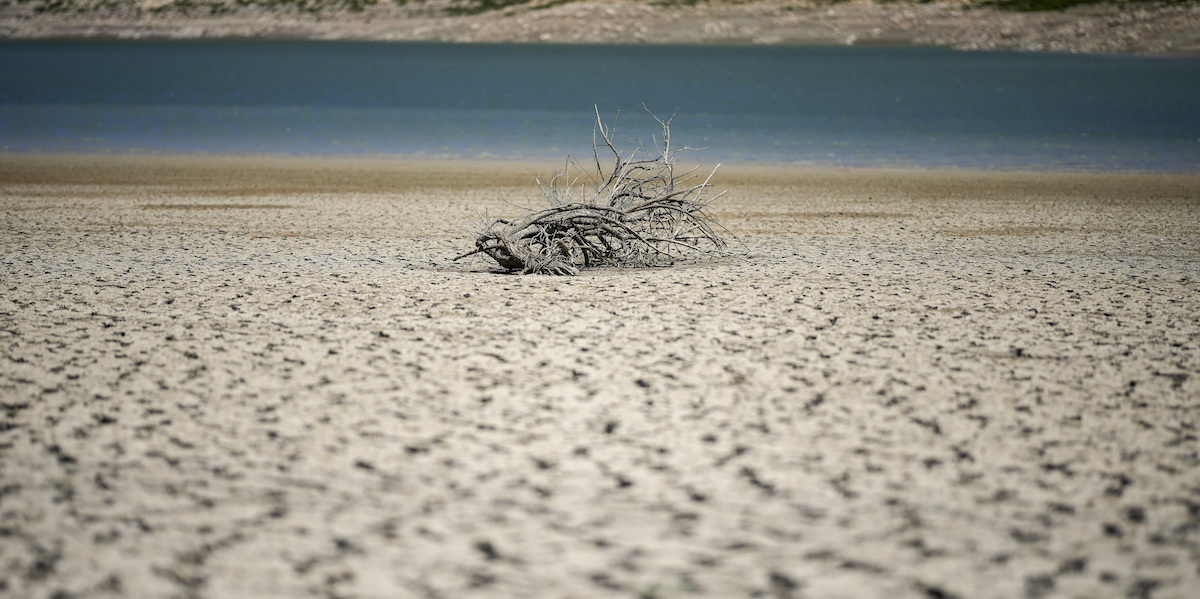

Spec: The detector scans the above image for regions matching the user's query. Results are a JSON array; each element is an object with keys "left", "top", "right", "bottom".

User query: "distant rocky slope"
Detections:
[{"left": 1, "top": 0, "right": 1198, "bottom": 54}]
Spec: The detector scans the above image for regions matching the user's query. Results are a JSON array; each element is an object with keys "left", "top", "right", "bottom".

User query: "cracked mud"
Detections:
[{"left": 1, "top": 155, "right": 1198, "bottom": 598}]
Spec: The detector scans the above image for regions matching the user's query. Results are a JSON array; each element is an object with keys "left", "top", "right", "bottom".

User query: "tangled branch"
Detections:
[{"left": 456, "top": 107, "right": 730, "bottom": 275}]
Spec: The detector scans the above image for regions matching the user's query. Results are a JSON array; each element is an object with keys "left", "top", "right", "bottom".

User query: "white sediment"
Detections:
[{"left": 2, "top": 154, "right": 1198, "bottom": 598}]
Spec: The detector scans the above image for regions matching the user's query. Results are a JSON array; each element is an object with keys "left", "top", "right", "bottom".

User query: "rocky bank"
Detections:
[{"left": 1, "top": 0, "right": 1199, "bottom": 54}]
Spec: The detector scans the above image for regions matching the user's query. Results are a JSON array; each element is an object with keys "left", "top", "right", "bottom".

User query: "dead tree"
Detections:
[{"left": 456, "top": 107, "right": 730, "bottom": 275}]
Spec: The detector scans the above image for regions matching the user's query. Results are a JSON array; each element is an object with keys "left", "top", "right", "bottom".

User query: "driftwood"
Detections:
[{"left": 456, "top": 108, "right": 729, "bottom": 275}]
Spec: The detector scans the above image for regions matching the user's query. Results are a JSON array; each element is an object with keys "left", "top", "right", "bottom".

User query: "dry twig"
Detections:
[{"left": 456, "top": 107, "right": 730, "bottom": 275}]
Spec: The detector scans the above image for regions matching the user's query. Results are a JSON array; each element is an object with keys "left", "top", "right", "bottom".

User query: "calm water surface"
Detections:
[{"left": 2, "top": 41, "right": 1198, "bottom": 171}]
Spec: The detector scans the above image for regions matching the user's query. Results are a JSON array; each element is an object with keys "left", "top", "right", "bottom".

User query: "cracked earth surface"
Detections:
[{"left": 1, "top": 156, "right": 1198, "bottom": 598}]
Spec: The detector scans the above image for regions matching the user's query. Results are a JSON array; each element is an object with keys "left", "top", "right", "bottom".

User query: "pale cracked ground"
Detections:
[{"left": 1, "top": 155, "right": 1198, "bottom": 599}]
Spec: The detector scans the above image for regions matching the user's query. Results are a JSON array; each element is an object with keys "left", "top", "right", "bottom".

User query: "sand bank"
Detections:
[{"left": 2, "top": 154, "right": 1199, "bottom": 598}]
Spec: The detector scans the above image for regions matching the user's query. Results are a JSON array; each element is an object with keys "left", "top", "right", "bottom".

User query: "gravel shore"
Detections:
[
  {"left": 2, "top": 0, "right": 1199, "bottom": 54},
  {"left": 2, "top": 154, "right": 1198, "bottom": 598}
]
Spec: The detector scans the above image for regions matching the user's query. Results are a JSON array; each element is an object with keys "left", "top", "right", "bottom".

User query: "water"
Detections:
[{"left": 2, "top": 40, "right": 1198, "bottom": 172}]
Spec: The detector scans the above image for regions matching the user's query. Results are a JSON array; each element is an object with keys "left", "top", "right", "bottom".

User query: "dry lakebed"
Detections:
[{"left": 1, "top": 154, "right": 1198, "bottom": 598}]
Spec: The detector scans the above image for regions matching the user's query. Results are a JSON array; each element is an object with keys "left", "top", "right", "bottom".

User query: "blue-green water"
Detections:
[{"left": 2, "top": 40, "right": 1198, "bottom": 171}]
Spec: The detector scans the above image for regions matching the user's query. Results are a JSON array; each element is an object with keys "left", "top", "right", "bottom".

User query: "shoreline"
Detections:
[
  {"left": 8, "top": 149, "right": 1200, "bottom": 176},
  {"left": 5, "top": 150, "right": 1199, "bottom": 177},
  {"left": 2, "top": 1, "right": 1200, "bottom": 55}
]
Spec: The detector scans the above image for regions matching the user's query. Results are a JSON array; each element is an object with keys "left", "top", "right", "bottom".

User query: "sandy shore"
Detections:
[{"left": 2, "top": 154, "right": 1199, "bottom": 598}]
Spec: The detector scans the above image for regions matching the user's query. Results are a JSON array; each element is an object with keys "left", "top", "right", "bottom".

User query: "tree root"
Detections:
[{"left": 457, "top": 107, "right": 731, "bottom": 275}]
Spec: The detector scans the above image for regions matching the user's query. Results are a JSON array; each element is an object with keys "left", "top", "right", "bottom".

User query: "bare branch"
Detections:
[{"left": 457, "top": 110, "right": 732, "bottom": 275}]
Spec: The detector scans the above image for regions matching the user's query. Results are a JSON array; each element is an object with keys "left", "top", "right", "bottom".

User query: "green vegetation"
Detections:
[
  {"left": 979, "top": 0, "right": 1183, "bottom": 11},
  {"left": 444, "top": 0, "right": 534, "bottom": 17},
  {"left": 12, "top": 0, "right": 1195, "bottom": 17},
  {"left": 650, "top": 0, "right": 708, "bottom": 7},
  {"left": 443, "top": 0, "right": 581, "bottom": 16},
  {"left": 19, "top": 0, "right": 401, "bottom": 15}
]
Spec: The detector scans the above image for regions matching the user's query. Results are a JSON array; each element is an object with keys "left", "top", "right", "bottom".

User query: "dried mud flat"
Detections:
[{"left": 1, "top": 154, "right": 1199, "bottom": 599}]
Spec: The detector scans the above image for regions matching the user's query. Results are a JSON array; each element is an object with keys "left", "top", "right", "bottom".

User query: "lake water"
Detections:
[{"left": 2, "top": 40, "right": 1198, "bottom": 172}]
